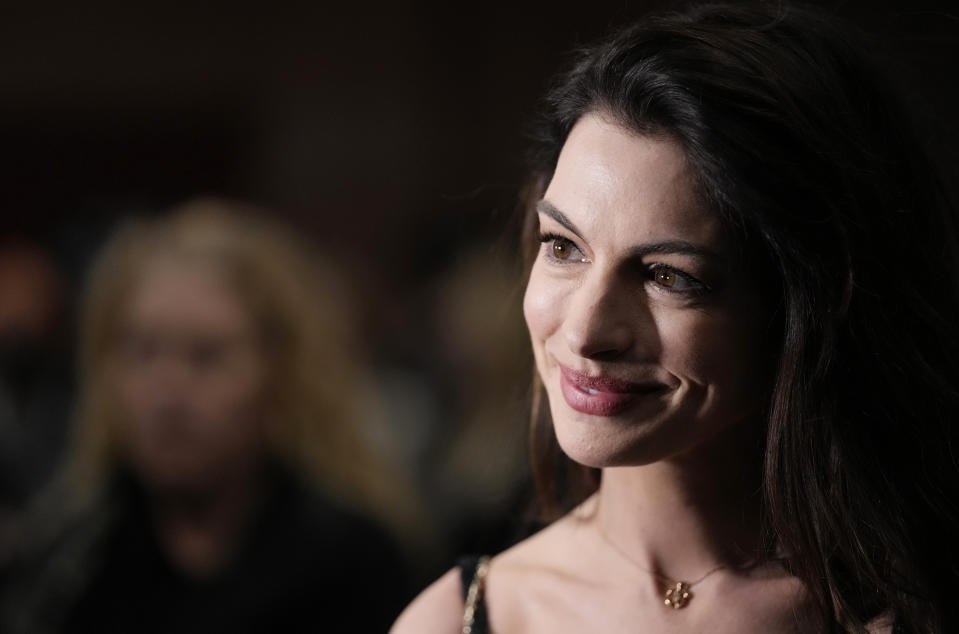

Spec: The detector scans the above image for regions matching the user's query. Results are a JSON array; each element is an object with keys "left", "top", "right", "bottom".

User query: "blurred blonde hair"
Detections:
[{"left": 68, "top": 198, "right": 412, "bottom": 534}]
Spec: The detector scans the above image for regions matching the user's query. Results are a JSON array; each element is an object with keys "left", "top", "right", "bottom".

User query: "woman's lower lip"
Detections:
[{"left": 559, "top": 370, "right": 643, "bottom": 416}]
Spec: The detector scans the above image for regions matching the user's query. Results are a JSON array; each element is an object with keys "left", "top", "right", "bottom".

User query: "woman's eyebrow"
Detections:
[
  {"left": 625, "top": 241, "right": 725, "bottom": 263},
  {"left": 536, "top": 199, "right": 584, "bottom": 240},
  {"left": 537, "top": 199, "right": 724, "bottom": 264}
]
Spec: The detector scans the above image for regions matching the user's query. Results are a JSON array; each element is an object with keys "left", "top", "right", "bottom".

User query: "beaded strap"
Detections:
[{"left": 461, "top": 556, "right": 491, "bottom": 634}]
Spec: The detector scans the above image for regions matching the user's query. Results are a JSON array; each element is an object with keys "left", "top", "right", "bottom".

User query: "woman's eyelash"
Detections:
[
  {"left": 646, "top": 263, "right": 710, "bottom": 296},
  {"left": 538, "top": 232, "right": 568, "bottom": 244},
  {"left": 539, "top": 233, "right": 586, "bottom": 263}
]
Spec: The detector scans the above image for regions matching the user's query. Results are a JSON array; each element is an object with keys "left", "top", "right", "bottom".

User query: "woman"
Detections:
[
  {"left": 394, "top": 3, "right": 959, "bottom": 633},
  {"left": 0, "top": 200, "right": 413, "bottom": 633}
]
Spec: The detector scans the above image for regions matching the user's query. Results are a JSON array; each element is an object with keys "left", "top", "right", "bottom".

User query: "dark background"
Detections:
[
  {"left": 0, "top": 0, "right": 956, "bottom": 600},
  {"left": 3, "top": 1, "right": 957, "bottom": 274}
]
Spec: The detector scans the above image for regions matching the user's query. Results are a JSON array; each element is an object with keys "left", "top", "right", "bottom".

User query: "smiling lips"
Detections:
[{"left": 559, "top": 365, "right": 666, "bottom": 416}]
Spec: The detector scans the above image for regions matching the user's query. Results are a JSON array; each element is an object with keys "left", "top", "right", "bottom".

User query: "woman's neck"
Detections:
[{"left": 593, "top": 420, "right": 764, "bottom": 583}]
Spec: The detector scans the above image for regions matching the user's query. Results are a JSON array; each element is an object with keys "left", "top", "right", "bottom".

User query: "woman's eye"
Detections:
[
  {"left": 189, "top": 342, "right": 228, "bottom": 369},
  {"left": 552, "top": 239, "right": 573, "bottom": 260},
  {"left": 647, "top": 264, "right": 706, "bottom": 294},
  {"left": 121, "top": 334, "right": 158, "bottom": 365},
  {"left": 653, "top": 267, "right": 677, "bottom": 287},
  {"left": 540, "top": 233, "right": 585, "bottom": 263}
]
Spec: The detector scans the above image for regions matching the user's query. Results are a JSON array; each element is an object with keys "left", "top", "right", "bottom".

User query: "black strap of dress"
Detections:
[{"left": 458, "top": 555, "right": 490, "bottom": 634}]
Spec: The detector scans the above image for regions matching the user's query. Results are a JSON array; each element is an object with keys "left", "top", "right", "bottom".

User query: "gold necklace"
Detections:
[{"left": 595, "top": 523, "right": 729, "bottom": 610}]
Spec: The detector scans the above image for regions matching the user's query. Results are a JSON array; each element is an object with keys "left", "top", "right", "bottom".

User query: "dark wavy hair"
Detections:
[{"left": 522, "top": 3, "right": 959, "bottom": 632}]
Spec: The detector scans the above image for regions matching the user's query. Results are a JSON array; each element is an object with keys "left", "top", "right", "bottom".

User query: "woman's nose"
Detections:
[{"left": 562, "top": 271, "right": 648, "bottom": 361}]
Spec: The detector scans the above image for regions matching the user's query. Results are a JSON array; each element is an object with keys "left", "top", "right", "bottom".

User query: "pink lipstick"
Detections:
[{"left": 559, "top": 366, "right": 664, "bottom": 416}]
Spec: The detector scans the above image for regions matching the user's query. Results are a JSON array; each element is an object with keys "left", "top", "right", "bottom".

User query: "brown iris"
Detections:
[
  {"left": 655, "top": 267, "right": 676, "bottom": 287},
  {"left": 552, "top": 239, "right": 572, "bottom": 260}
]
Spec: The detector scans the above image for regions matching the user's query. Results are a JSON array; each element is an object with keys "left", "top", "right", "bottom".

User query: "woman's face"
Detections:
[
  {"left": 111, "top": 258, "right": 269, "bottom": 492},
  {"left": 524, "top": 113, "right": 767, "bottom": 468}
]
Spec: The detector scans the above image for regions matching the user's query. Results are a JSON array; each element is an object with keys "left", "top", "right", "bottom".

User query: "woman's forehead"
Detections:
[
  {"left": 124, "top": 258, "right": 252, "bottom": 332},
  {"left": 543, "top": 114, "right": 724, "bottom": 253}
]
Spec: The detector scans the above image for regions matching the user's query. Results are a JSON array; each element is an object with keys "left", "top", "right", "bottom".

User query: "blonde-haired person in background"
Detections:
[{"left": 0, "top": 199, "right": 415, "bottom": 633}]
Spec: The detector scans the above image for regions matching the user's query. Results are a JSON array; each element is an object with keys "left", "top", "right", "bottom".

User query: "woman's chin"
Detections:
[{"left": 552, "top": 415, "right": 667, "bottom": 469}]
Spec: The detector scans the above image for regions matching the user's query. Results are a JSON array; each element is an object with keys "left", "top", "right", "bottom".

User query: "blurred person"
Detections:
[
  {"left": 0, "top": 200, "right": 412, "bottom": 633},
  {"left": 0, "top": 242, "right": 72, "bottom": 529}
]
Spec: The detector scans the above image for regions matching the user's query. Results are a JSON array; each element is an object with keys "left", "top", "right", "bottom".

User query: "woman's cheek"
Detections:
[
  {"left": 656, "top": 306, "right": 764, "bottom": 421},
  {"left": 654, "top": 310, "right": 713, "bottom": 379},
  {"left": 523, "top": 264, "right": 568, "bottom": 351}
]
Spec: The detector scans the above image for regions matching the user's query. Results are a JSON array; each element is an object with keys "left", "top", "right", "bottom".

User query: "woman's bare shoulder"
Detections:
[
  {"left": 392, "top": 504, "right": 595, "bottom": 634},
  {"left": 390, "top": 567, "right": 464, "bottom": 634},
  {"left": 493, "top": 498, "right": 597, "bottom": 573},
  {"left": 483, "top": 503, "right": 600, "bottom": 630}
]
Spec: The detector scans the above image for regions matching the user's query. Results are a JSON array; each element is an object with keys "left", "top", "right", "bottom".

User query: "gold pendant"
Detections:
[{"left": 664, "top": 582, "right": 690, "bottom": 609}]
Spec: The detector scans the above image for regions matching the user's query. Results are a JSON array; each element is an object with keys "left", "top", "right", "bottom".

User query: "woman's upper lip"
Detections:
[{"left": 559, "top": 365, "right": 664, "bottom": 393}]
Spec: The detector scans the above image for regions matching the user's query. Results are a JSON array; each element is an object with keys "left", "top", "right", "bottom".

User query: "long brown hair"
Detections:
[{"left": 523, "top": 4, "right": 959, "bottom": 632}]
